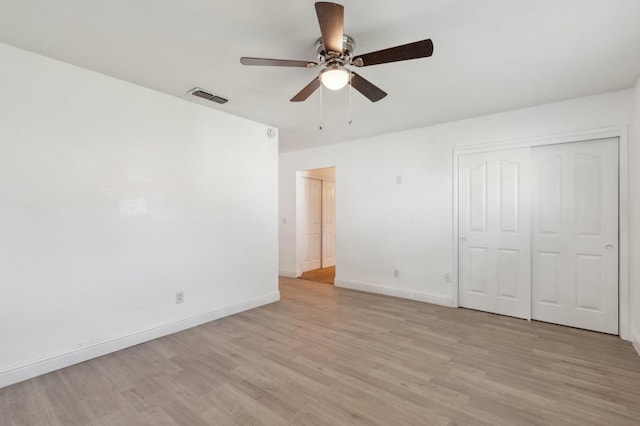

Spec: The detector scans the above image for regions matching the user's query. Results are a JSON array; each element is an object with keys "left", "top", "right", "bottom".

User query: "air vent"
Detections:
[{"left": 188, "top": 88, "right": 228, "bottom": 104}]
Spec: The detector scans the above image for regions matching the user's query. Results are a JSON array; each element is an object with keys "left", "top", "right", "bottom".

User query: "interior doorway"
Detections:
[{"left": 296, "top": 167, "right": 336, "bottom": 284}]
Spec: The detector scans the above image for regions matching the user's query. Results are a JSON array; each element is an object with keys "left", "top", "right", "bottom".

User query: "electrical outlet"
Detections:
[
  {"left": 176, "top": 291, "right": 184, "bottom": 304},
  {"left": 394, "top": 269, "right": 400, "bottom": 278},
  {"left": 444, "top": 273, "right": 451, "bottom": 282}
]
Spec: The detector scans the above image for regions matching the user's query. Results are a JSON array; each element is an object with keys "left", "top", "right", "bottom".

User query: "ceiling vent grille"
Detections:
[{"left": 188, "top": 88, "right": 228, "bottom": 104}]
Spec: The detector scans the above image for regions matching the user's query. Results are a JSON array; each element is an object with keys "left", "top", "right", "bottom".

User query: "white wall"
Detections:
[
  {"left": 0, "top": 43, "right": 279, "bottom": 387},
  {"left": 280, "top": 89, "right": 633, "bottom": 310},
  {"left": 630, "top": 76, "right": 640, "bottom": 353}
]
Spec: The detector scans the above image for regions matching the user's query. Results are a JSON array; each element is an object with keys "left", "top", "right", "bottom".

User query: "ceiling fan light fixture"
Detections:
[
  {"left": 240, "top": 3, "right": 432, "bottom": 103},
  {"left": 320, "top": 65, "right": 349, "bottom": 90}
]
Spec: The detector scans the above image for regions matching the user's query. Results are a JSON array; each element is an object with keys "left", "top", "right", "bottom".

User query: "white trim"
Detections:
[
  {"left": 631, "top": 328, "right": 640, "bottom": 356},
  {"left": 296, "top": 172, "right": 337, "bottom": 275},
  {"left": 452, "top": 126, "right": 630, "bottom": 339},
  {"left": 0, "top": 292, "right": 280, "bottom": 389},
  {"left": 295, "top": 171, "right": 305, "bottom": 277},
  {"left": 618, "top": 127, "right": 630, "bottom": 341},
  {"left": 335, "top": 279, "right": 454, "bottom": 307},
  {"left": 454, "top": 126, "right": 625, "bottom": 154},
  {"left": 451, "top": 147, "right": 460, "bottom": 308},
  {"left": 278, "top": 269, "right": 298, "bottom": 278}
]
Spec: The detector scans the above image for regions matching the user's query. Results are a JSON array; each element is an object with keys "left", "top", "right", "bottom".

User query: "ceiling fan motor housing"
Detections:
[{"left": 316, "top": 35, "right": 355, "bottom": 64}]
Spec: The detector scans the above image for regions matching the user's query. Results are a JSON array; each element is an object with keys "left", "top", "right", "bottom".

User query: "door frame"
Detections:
[
  {"left": 452, "top": 126, "right": 630, "bottom": 340},
  {"left": 295, "top": 168, "right": 336, "bottom": 277}
]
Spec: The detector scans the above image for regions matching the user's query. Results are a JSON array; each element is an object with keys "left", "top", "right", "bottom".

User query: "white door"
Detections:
[
  {"left": 531, "top": 138, "right": 618, "bottom": 334},
  {"left": 458, "top": 148, "right": 531, "bottom": 319},
  {"left": 322, "top": 180, "right": 336, "bottom": 267},
  {"left": 302, "top": 177, "right": 322, "bottom": 272}
]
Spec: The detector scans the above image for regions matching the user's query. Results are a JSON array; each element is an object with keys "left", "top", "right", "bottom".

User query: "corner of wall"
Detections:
[
  {"left": 278, "top": 269, "right": 298, "bottom": 278},
  {"left": 631, "top": 328, "right": 640, "bottom": 356},
  {"left": 630, "top": 75, "right": 640, "bottom": 354}
]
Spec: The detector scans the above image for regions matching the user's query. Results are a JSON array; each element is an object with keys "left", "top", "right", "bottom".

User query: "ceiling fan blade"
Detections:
[
  {"left": 240, "top": 57, "right": 317, "bottom": 68},
  {"left": 349, "top": 72, "right": 387, "bottom": 102},
  {"left": 315, "top": 2, "right": 344, "bottom": 54},
  {"left": 352, "top": 39, "right": 434, "bottom": 67},
  {"left": 290, "top": 77, "right": 321, "bottom": 102}
]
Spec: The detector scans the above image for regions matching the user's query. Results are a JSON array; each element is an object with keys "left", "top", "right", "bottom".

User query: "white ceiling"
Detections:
[{"left": 1, "top": 0, "right": 639, "bottom": 152}]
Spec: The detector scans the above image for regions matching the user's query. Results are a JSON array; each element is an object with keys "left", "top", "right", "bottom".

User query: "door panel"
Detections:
[
  {"left": 531, "top": 138, "right": 618, "bottom": 334},
  {"left": 302, "top": 178, "right": 322, "bottom": 272},
  {"left": 535, "top": 251, "right": 561, "bottom": 305},
  {"left": 539, "top": 156, "right": 562, "bottom": 233},
  {"left": 575, "top": 154, "right": 602, "bottom": 235},
  {"left": 575, "top": 254, "right": 602, "bottom": 311},
  {"left": 469, "top": 247, "right": 488, "bottom": 294},
  {"left": 322, "top": 180, "right": 336, "bottom": 267},
  {"left": 497, "top": 249, "right": 519, "bottom": 299},
  {"left": 498, "top": 161, "right": 519, "bottom": 232},
  {"left": 469, "top": 163, "right": 488, "bottom": 232},
  {"left": 459, "top": 148, "right": 531, "bottom": 319}
]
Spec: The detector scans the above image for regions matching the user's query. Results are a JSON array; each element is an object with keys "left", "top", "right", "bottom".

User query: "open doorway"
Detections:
[{"left": 296, "top": 167, "right": 336, "bottom": 284}]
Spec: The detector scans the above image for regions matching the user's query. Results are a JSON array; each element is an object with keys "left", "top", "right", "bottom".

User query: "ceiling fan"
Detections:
[{"left": 240, "top": 2, "right": 434, "bottom": 103}]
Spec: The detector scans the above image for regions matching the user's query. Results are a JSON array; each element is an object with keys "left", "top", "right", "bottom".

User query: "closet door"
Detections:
[
  {"left": 322, "top": 180, "right": 336, "bottom": 268},
  {"left": 302, "top": 177, "right": 322, "bottom": 272},
  {"left": 531, "top": 138, "right": 618, "bottom": 334},
  {"left": 459, "top": 148, "right": 531, "bottom": 319}
]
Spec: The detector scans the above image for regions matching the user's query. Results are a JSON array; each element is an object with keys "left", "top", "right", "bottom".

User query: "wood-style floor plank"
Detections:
[{"left": 2, "top": 276, "right": 640, "bottom": 425}]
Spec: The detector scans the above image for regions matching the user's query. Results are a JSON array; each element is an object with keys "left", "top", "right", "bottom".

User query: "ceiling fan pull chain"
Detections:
[
  {"left": 348, "top": 71, "right": 353, "bottom": 126},
  {"left": 319, "top": 84, "right": 324, "bottom": 130}
]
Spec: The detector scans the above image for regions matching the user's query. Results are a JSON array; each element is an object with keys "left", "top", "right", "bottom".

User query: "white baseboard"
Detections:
[
  {"left": 631, "top": 328, "right": 640, "bottom": 357},
  {"left": 334, "top": 279, "right": 454, "bottom": 308},
  {"left": 278, "top": 268, "right": 298, "bottom": 278},
  {"left": 0, "top": 291, "right": 280, "bottom": 389}
]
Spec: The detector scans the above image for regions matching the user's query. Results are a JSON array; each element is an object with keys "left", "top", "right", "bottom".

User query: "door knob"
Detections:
[
  {"left": 605, "top": 244, "right": 615, "bottom": 252},
  {"left": 460, "top": 237, "right": 467, "bottom": 243}
]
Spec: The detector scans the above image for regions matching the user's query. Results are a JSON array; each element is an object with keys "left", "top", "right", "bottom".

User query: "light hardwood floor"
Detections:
[{"left": 2, "top": 277, "right": 640, "bottom": 425}]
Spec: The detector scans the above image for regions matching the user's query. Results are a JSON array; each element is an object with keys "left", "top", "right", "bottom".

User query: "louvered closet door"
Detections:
[
  {"left": 458, "top": 148, "right": 531, "bottom": 319},
  {"left": 531, "top": 138, "right": 618, "bottom": 334}
]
